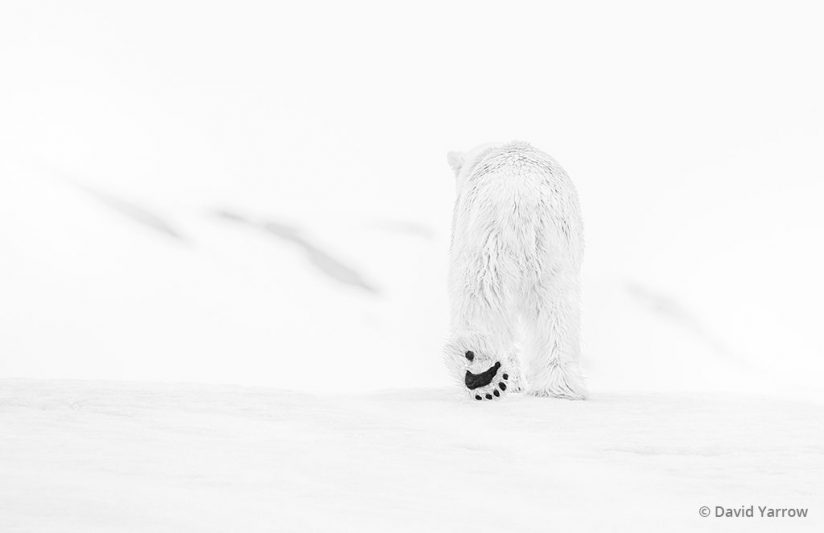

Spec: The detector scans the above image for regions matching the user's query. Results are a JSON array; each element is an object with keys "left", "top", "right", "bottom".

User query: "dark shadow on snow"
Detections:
[
  {"left": 73, "top": 183, "right": 188, "bottom": 242},
  {"left": 213, "top": 209, "right": 379, "bottom": 294},
  {"left": 626, "top": 282, "right": 746, "bottom": 365}
]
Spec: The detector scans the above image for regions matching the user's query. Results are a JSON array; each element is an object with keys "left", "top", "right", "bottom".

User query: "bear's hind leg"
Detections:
[
  {"left": 445, "top": 327, "right": 520, "bottom": 400},
  {"left": 446, "top": 286, "right": 522, "bottom": 400},
  {"left": 522, "top": 275, "right": 586, "bottom": 400}
]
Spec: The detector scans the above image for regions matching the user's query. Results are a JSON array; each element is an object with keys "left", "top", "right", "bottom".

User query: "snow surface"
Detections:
[
  {"left": 2, "top": 380, "right": 822, "bottom": 532},
  {"left": 2, "top": 1, "right": 824, "bottom": 530}
]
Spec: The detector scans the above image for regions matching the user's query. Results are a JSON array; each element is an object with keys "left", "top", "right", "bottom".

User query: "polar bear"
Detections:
[{"left": 444, "top": 141, "right": 586, "bottom": 400}]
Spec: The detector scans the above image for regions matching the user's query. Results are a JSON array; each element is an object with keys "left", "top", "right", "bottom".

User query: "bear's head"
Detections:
[{"left": 446, "top": 143, "right": 503, "bottom": 190}]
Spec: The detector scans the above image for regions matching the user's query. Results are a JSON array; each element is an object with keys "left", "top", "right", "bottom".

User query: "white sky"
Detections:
[{"left": 1, "top": 1, "right": 822, "bottom": 394}]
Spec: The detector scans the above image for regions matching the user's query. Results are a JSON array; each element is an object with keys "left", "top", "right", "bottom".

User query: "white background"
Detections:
[
  {"left": 1, "top": 2, "right": 823, "bottom": 531},
  {"left": 2, "top": 0, "right": 822, "bottom": 395}
]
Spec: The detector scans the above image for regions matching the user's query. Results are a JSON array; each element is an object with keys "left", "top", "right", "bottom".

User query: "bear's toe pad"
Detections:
[{"left": 467, "top": 362, "right": 510, "bottom": 401}]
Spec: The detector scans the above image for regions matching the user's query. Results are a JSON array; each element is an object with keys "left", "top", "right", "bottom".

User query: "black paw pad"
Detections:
[
  {"left": 464, "top": 361, "right": 502, "bottom": 390},
  {"left": 475, "top": 395, "right": 482, "bottom": 401},
  {"left": 502, "top": 373, "right": 509, "bottom": 380},
  {"left": 485, "top": 394, "right": 493, "bottom": 400},
  {"left": 493, "top": 390, "right": 500, "bottom": 397},
  {"left": 465, "top": 351, "right": 475, "bottom": 361},
  {"left": 499, "top": 383, "right": 507, "bottom": 391}
]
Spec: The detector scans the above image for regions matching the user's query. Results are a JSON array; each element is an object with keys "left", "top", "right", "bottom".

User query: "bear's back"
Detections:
[{"left": 452, "top": 142, "right": 583, "bottom": 272}]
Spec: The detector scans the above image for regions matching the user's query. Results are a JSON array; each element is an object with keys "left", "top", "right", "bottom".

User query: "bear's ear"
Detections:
[{"left": 447, "top": 151, "right": 464, "bottom": 175}]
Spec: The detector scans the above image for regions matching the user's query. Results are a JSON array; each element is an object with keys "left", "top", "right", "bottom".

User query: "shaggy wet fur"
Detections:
[{"left": 444, "top": 142, "right": 586, "bottom": 400}]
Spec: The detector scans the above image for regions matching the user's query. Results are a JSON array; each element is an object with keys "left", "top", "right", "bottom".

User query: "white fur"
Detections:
[{"left": 444, "top": 141, "right": 586, "bottom": 399}]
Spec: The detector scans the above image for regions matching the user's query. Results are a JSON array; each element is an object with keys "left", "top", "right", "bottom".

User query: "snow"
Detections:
[
  {"left": 2, "top": 380, "right": 822, "bottom": 532},
  {"left": 2, "top": 0, "right": 824, "bottom": 530}
]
